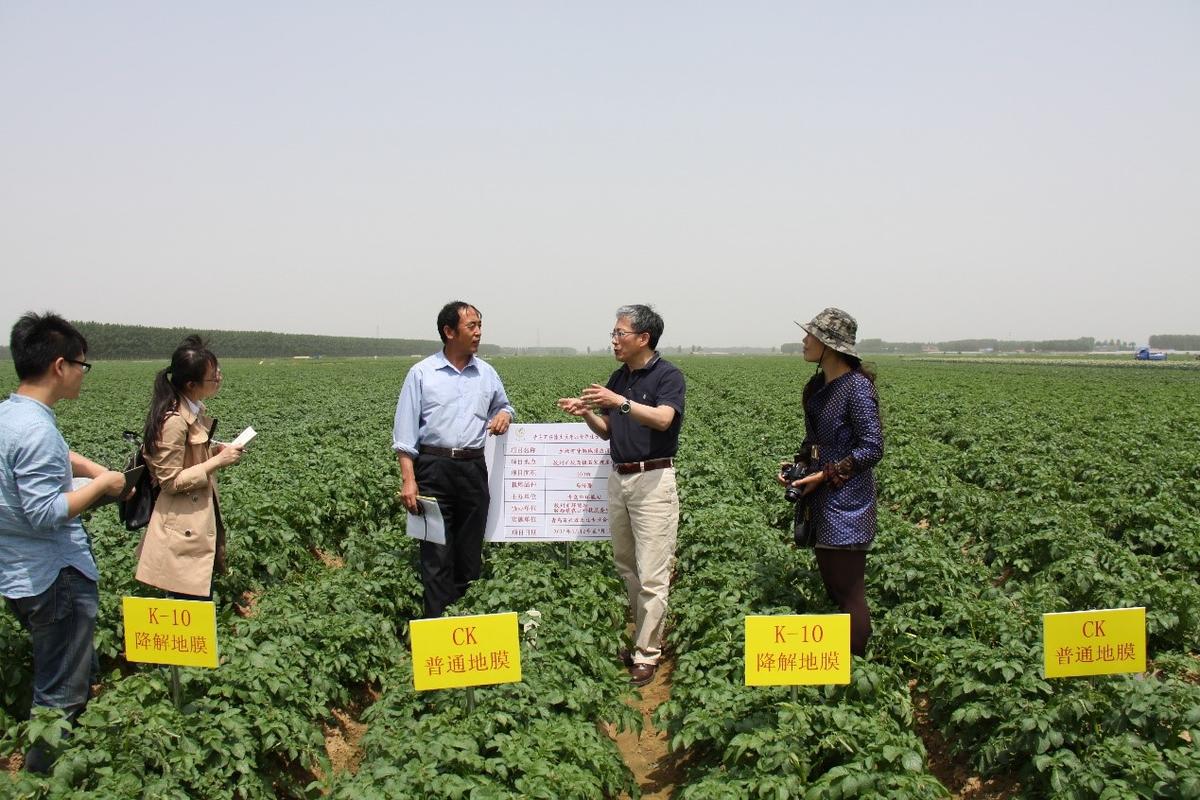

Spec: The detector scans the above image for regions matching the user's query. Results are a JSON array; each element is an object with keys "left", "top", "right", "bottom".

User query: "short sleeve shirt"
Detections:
[{"left": 603, "top": 354, "right": 685, "bottom": 463}]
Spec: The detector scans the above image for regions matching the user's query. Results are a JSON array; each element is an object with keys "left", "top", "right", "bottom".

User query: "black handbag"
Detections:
[
  {"left": 793, "top": 495, "right": 816, "bottom": 548},
  {"left": 117, "top": 432, "right": 158, "bottom": 531}
]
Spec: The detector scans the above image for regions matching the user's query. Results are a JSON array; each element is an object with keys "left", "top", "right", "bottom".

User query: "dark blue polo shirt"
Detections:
[{"left": 603, "top": 353, "right": 685, "bottom": 463}]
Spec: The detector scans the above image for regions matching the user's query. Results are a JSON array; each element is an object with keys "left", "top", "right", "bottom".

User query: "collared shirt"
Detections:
[
  {"left": 0, "top": 394, "right": 99, "bottom": 599},
  {"left": 803, "top": 371, "right": 884, "bottom": 547},
  {"left": 392, "top": 350, "right": 515, "bottom": 458},
  {"left": 603, "top": 353, "right": 686, "bottom": 463}
]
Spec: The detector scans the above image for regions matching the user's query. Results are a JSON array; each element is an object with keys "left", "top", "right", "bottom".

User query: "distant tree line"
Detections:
[
  {"left": 10, "top": 322, "right": 498, "bottom": 361},
  {"left": 855, "top": 339, "right": 924, "bottom": 354},
  {"left": 786, "top": 339, "right": 924, "bottom": 354},
  {"left": 1149, "top": 335, "right": 1200, "bottom": 350},
  {"left": 506, "top": 347, "right": 577, "bottom": 356},
  {"left": 785, "top": 337, "right": 1098, "bottom": 354},
  {"left": 938, "top": 338, "right": 1095, "bottom": 353}
]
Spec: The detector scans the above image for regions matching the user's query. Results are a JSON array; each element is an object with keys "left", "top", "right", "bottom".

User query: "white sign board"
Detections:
[{"left": 484, "top": 423, "right": 611, "bottom": 542}]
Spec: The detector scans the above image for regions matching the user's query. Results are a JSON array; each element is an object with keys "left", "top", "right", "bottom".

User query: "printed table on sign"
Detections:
[{"left": 483, "top": 423, "right": 611, "bottom": 542}]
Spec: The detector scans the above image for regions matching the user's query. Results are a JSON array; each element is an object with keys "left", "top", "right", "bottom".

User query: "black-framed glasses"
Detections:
[
  {"left": 65, "top": 359, "right": 92, "bottom": 373},
  {"left": 610, "top": 329, "right": 641, "bottom": 339},
  {"left": 202, "top": 370, "right": 223, "bottom": 383}
]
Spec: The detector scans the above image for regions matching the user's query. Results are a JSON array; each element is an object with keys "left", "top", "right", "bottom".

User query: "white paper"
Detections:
[
  {"left": 231, "top": 427, "right": 257, "bottom": 448},
  {"left": 406, "top": 496, "right": 446, "bottom": 544},
  {"left": 483, "top": 423, "right": 611, "bottom": 542}
]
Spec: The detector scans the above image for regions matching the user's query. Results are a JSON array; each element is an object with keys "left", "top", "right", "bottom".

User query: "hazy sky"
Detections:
[{"left": 2, "top": 3, "right": 1197, "bottom": 350}]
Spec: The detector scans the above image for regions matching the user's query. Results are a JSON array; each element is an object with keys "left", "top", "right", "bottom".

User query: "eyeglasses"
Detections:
[
  {"left": 65, "top": 359, "right": 92, "bottom": 374},
  {"left": 610, "top": 329, "right": 641, "bottom": 340},
  {"left": 202, "top": 370, "right": 223, "bottom": 383}
]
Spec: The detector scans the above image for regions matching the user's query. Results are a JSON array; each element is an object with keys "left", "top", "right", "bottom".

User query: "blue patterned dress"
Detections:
[{"left": 803, "top": 370, "right": 884, "bottom": 548}]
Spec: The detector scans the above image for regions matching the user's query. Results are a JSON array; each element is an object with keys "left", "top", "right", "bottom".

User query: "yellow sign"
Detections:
[
  {"left": 745, "top": 614, "right": 851, "bottom": 686},
  {"left": 122, "top": 597, "right": 218, "bottom": 669},
  {"left": 410, "top": 612, "right": 522, "bottom": 691},
  {"left": 1043, "top": 607, "right": 1146, "bottom": 678}
]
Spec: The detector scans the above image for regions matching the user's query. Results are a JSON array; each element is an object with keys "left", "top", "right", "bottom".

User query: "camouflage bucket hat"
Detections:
[{"left": 798, "top": 307, "right": 858, "bottom": 357}]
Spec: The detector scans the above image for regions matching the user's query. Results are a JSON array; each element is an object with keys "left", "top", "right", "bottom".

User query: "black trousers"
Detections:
[
  {"left": 815, "top": 548, "right": 872, "bottom": 657},
  {"left": 415, "top": 455, "right": 489, "bottom": 618}
]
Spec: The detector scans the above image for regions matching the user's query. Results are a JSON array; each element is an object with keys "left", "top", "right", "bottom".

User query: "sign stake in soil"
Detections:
[{"left": 122, "top": 597, "right": 219, "bottom": 713}]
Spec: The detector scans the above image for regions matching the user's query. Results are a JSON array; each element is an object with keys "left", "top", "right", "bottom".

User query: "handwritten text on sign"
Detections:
[
  {"left": 484, "top": 423, "right": 610, "bottom": 542},
  {"left": 745, "top": 614, "right": 851, "bottom": 686},
  {"left": 410, "top": 612, "right": 522, "bottom": 691},
  {"left": 1043, "top": 607, "right": 1146, "bottom": 678},
  {"left": 122, "top": 597, "right": 218, "bottom": 669}
]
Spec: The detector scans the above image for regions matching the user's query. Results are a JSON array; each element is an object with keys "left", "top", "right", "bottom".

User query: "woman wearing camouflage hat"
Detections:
[{"left": 779, "top": 307, "right": 883, "bottom": 656}]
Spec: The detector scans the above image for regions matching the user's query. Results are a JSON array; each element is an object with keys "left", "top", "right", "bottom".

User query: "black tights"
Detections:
[{"left": 815, "top": 548, "right": 871, "bottom": 656}]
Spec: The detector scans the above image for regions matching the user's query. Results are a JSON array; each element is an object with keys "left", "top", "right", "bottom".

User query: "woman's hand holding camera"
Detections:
[{"left": 777, "top": 463, "right": 824, "bottom": 496}]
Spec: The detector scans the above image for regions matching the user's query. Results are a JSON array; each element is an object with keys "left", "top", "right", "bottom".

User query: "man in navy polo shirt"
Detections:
[{"left": 557, "top": 304, "right": 684, "bottom": 686}]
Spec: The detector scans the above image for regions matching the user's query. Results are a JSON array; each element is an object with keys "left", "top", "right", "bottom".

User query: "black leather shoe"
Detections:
[
  {"left": 629, "top": 663, "right": 656, "bottom": 686},
  {"left": 618, "top": 648, "right": 634, "bottom": 668}
]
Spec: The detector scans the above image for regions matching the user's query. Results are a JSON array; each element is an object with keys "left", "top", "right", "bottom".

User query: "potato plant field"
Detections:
[{"left": 2, "top": 355, "right": 1198, "bottom": 799}]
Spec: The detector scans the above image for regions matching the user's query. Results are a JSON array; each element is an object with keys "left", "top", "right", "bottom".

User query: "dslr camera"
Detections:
[{"left": 780, "top": 444, "right": 819, "bottom": 504}]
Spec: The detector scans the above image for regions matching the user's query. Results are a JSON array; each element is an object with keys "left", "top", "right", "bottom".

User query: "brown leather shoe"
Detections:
[
  {"left": 629, "top": 662, "right": 656, "bottom": 686},
  {"left": 618, "top": 648, "right": 634, "bottom": 668}
]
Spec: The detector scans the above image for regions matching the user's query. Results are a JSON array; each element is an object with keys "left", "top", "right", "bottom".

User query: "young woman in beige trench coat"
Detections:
[{"left": 135, "top": 337, "right": 243, "bottom": 599}]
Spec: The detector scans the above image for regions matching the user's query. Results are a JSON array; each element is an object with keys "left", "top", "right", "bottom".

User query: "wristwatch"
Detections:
[{"left": 618, "top": 399, "right": 631, "bottom": 415}]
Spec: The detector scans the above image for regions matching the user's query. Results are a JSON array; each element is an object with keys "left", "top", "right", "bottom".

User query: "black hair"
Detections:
[
  {"left": 437, "top": 301, "right": 480, "bottom": 344},
  {"left": 802, "top": 351, "right": 877, "bottom": 407},
  {"left": 8, "top": 312, "right": 88, "bottom": 381},
  {"left": 615, "top": 304, "right": 665, "bottom": 349},
  {"left": 143, "top": 335, "right": 219, "bottom": 456}
]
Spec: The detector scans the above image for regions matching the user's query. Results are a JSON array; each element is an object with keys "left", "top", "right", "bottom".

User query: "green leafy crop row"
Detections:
[{"left": 4, "top": 355, "right": 1198, "bottom": 798}]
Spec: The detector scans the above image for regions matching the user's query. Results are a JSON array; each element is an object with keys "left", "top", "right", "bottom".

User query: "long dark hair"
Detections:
[
  {"left": 802, "top": 350, "right": 877, "bottom": 407},
  {"left": 143, "top": 336, "right": 218, "bottom": 455}
]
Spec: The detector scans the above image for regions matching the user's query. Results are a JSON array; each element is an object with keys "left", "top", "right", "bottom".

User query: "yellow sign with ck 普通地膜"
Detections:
[
  {"left": 410, "top": 612, "right": 522, "bottom": 691},
  {"left": 1043, "top": 607, "right": 1146, "bottom": 678},
  {"left": 122, "top": 597, "right": 218, "bottom": 669},
  {"left": 745, "top": 614, "right": 851, "bottom": 686}
]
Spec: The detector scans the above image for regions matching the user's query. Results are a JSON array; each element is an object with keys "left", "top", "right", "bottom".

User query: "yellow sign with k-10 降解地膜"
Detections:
[
  {"left": 1043, "top": 607, "right": 1145, "bottom": 678},
  {"left": 122, "top": 597, "right": 218, "bottom": 669},
  {"left": 410, "top": 612, "right": 522, "bottom": 691},
  {"left": 745, "top": 614, "right": 851, "bottom": 686}
]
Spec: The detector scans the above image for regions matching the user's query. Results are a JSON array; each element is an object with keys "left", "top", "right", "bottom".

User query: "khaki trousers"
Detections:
[{"left": 608, "top": 467, "right": 679, "bottom": 665}]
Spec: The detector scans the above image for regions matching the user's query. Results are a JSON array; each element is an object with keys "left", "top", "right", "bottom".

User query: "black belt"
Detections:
[
  {"left": 613, "top": 458, "right": 674, "bottom": 475},
  {"left": 419, "top": 445, "right": 485, "bottom": 460}
]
